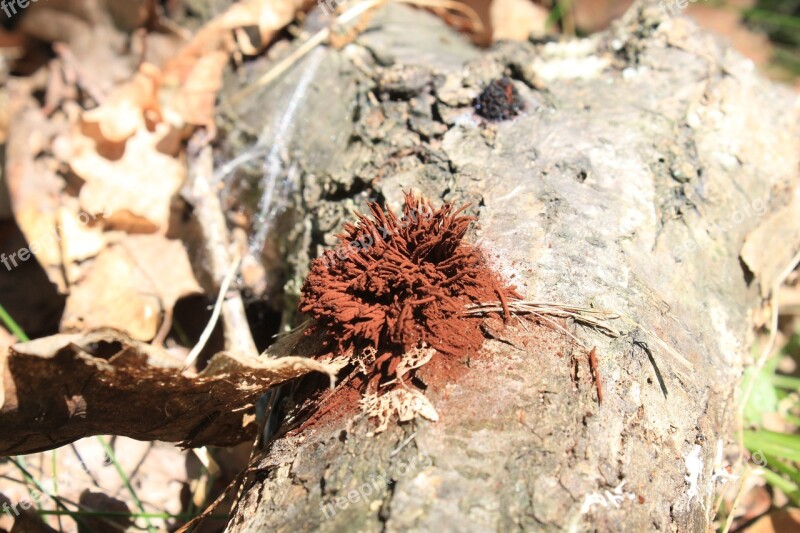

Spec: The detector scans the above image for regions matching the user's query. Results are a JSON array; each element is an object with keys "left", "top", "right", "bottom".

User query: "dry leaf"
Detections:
[
  {"left": 81, "top": 63, "right": 163, "bottom": 143},
  {"left": 5, "top": 97, "right": 68, "bottom": 291},
  {"left": 490, "top": 0, "right": 548, "bottom": 41},
  {"left": 742, "top": 193, "right": 800, "bottom": 297},
  {"left": 0, "top": 329, "right": 336, "bottom": 455},
  {"left": 120, "top": 234, "right": 203, "bottom": 317},
  {"left": 61, "top": 244, "right": 163, "bottom": 340},
  {"left": 168, "top": 50, "right": 229, "bottom": 134},
  {"left": 61, "top": 236, "right": 202, "bottom": 341},
  {"left": 70, "top": 120, "right": 185, "bottom": 233},
  {"left": 58, "top": 204, "right": 105, "bottom": 265},
  {"left": 747, "top": 507, "right": 800, "bottom": 533},
  {"left": 162, "top": 0, "right": 306, "bottom": 131}
]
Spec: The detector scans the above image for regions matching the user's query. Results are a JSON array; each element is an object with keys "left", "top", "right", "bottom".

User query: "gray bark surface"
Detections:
[{"left": 217, "top": 3, "right": 800, "bottom": 531}]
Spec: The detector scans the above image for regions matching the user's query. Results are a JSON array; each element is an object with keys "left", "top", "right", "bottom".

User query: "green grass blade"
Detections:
[
  {"left": 762, "top": 453, "right": 800, "bottom": 487},
  {"left": 96, "top": 437, "right": 157, "bottom": 533},
  {"left": 760, "top": 468, "right": 800, "bottom": 507},
  {"left": 0, "top": 303, "right": 29, "bottom": 342},
  {"left": 744, "top": 429, "right": 800, "bottom": 463},
  {"left": 12, "top": 456, "right": 43, "bottom": 511},
  {"left": 8, "top": 457, "right": 91, "bottom": 530},
  {"left": 771, "top": 374, "right": 800, "bottom": 391}
]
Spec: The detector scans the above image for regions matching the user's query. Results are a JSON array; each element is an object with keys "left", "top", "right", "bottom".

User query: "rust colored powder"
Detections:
[{"left": 299, "top": 193, "right": 520, "bottom": 365}]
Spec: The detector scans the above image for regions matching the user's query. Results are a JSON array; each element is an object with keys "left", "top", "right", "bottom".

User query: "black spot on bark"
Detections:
[{"left": 474, "top": 77, "right": 524, "bottom": 121}]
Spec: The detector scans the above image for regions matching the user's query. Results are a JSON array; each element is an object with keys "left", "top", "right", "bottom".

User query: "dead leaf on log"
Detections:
[{"left": 0, "top": 329, "right": 338, "bottom": 456}]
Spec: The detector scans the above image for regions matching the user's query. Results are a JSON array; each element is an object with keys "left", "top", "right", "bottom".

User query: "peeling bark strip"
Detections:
[
  {"left": 219, "top": 2, "right": 800, "bottom": 531},
  {"left": 0, "top": 329, "right": 336, "bottom": 455}
]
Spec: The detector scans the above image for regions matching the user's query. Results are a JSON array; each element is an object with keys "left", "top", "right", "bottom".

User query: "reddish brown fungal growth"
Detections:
[{"left": 299, "top": 193, "right": 520, "bottom": 368}]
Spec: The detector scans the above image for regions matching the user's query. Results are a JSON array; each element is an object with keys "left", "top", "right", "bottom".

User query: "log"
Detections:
[{"left": 217, "top": 2, "right": 800, "bottom": 531}]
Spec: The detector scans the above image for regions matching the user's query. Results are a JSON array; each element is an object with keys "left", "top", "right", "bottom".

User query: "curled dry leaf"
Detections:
[{"left": 0, "top": 329, "right": 337, "bottom": 456}]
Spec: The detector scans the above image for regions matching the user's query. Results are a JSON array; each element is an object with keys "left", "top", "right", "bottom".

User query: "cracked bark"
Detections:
[{"left": 217, "top": 2, "right": 800, "bottom": 531}]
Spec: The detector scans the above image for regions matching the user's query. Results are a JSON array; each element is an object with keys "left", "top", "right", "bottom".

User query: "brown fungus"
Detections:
[{"left": 299, "top": 193, "right": 521, "bottom": 370}]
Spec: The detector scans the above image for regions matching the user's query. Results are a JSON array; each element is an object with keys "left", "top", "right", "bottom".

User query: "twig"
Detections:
[
  {"left": 528, "top": 309, "right": 588, "bottom": 349},
  {"left": 721, "top": 465, "right": 752, "bottom": 533},
  {"left": 464, "top": 299, "right": 694, "bottom": 372},
  {"left": 616, "top": 315, "right": 693, "bottom": 370},
  {"left": 227, "top": 0, "right": 381, "bottom": 106},
  {"left": 588, "top": 347, "right": 603, "bottom": 404},
  {"left": 184, "top": 138, "right": 258, "bottom": 358},
  {"left": 183, "top": 253, "right": 241, "bottom": 370}
]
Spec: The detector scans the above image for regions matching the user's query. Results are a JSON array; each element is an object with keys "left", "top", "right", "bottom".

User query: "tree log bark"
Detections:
[{"left": 218, "top": 2, "right": 800, "bottom": 531}]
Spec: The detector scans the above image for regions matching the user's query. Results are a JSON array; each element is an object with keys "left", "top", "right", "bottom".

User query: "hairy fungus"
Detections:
[{"left": 299, "top": 193, "right": 520, "bottom": 373}]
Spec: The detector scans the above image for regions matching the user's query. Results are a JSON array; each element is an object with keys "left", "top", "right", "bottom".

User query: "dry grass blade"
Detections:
[
  {"left": 463, "top": 300, "right": 620, "bottom": 338},
  {"left": 183, "top": 253, "right": 242, "bottom": 370},
  {"left": 464, "top": 300, "right": 695, "bottom": 370},
  {"left": 615, "top": 315, "right": 693, "bottom": 370}
]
